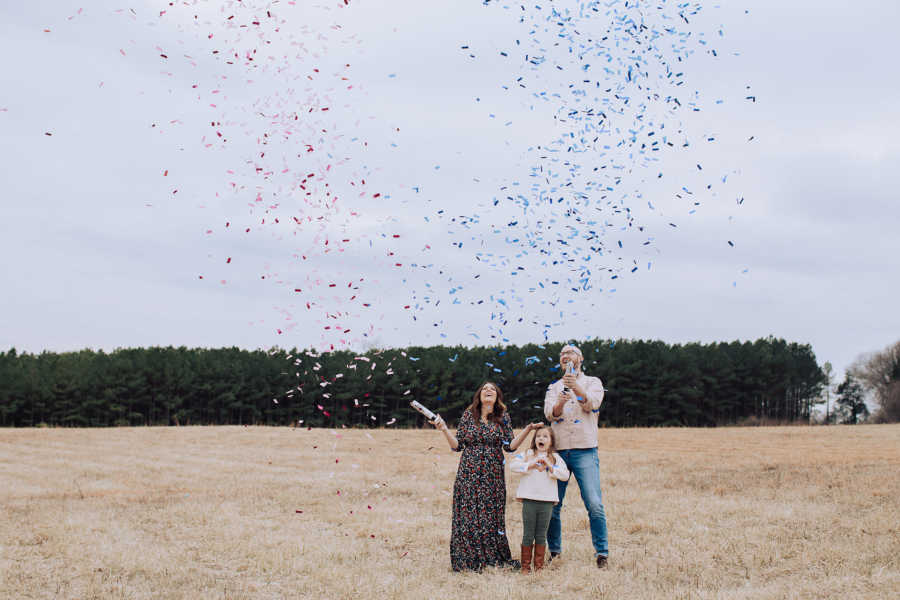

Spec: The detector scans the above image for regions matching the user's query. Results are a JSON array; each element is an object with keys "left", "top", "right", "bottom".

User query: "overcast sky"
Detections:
[{"left": 1, "top": 0, "right": 898, "bottom": 380}]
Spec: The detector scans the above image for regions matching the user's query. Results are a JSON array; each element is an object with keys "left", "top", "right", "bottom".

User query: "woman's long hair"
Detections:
[{"left": 466, "top": 381, "right": 507, "bottom": 424}]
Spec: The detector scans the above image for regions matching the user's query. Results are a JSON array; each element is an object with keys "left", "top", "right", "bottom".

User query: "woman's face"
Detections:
[
  {"left": 535, "top": 429, "right": 552, "bottom": 452},
  {"left": 479, "top": 384, "right": 498, "bottom": 412}
]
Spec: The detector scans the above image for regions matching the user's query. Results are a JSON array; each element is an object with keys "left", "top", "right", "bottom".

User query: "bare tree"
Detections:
[
  {"left": 850, "top": 340, "right": 900, "bottom": 423},
  {"left": 822, "top": 362, "right": 834, "bottom": 424}
]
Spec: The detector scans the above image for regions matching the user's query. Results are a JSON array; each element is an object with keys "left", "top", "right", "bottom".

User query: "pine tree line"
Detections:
[{"left": 0, "top": 337, "right": 826, "bottom": 428}]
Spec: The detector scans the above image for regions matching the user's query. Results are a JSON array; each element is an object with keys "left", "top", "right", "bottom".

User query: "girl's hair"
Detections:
[
  {"left": 467, "top": 381, "right": 507, "bottom": 424},
  {"left": 530, "top": 426, "right": 557, "bottom": 453}
]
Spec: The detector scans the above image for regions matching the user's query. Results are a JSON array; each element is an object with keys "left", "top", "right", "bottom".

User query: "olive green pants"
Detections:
[{"left": 521, "top": 499, "right": 555, "bottom": 546}]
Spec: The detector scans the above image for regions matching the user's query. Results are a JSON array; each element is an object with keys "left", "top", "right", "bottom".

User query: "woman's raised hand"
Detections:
[{"left": 431, "top": 414, "right": 459, "bottom": 450}]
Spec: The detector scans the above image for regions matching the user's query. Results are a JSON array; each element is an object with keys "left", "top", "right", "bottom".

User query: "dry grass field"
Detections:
[{"left": 1, "top": 425, "right": 898, "bottom": 600}]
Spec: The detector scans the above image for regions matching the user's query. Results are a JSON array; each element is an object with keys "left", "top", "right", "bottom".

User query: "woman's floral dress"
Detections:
[{"left": 450, "top": 408, "right": 515, "bottom": 571}]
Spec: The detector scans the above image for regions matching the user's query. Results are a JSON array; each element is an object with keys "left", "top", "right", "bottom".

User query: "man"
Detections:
[{"left": 543, "top": 344, "right": 609, "bottom": 568}]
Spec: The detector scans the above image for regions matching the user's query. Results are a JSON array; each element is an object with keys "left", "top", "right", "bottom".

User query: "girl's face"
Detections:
[
  {"left": 480, "top": 384, "right": 498, "bottom": 411},
  {"left": 534, "top": 429, "right": 552, "bottom": 452}
]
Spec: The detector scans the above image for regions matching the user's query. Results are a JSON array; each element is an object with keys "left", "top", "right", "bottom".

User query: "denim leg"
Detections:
[
  {"left": 546, "top": 449, "right": 570, "bottom": 554},
  {"left": 569, "top": 448, "right": 609, "bottom": 556}
]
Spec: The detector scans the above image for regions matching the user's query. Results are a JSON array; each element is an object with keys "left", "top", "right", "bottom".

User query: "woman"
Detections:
[{"left": 431, "top": 381, "right": 544, "bottom": 572}]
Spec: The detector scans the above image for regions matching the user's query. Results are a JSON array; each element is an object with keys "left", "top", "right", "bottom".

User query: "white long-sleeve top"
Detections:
[
  {"left": 510, "top": 449, "right": 570, "bottom": 502},
  {"left": 543, "top": 371, "right": 605, "bottom": 450}
]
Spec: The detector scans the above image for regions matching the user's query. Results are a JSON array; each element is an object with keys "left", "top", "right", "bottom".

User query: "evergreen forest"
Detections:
[{"left": 0, "top": 337, "right": 826, "bottom": 428}]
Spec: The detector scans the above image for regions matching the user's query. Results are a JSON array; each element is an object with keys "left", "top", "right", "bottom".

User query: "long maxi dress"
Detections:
[{"left": 449, "top": 408, "right": 515, "bottom": 571}]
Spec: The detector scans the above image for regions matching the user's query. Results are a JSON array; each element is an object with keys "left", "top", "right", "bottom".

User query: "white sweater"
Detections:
[{"left": 510, "top": 449, "right": 570, "bottom": 502}]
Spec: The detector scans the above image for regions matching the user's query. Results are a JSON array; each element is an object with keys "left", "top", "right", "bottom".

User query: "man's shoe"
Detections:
[
  {"left": 596, "top": 554, "right": 608, "bottom": 569},
  {"left": 548, "top": 551, "right": 560, "bottom": 564}
]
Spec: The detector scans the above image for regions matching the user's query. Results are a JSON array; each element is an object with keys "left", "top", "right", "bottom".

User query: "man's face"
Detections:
[{"left": 559, "top": 348, "right": 582, "bottom": 372}]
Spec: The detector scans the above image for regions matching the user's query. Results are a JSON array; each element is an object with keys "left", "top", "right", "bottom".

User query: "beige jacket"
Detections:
[
  {"left": 543, "top": 372, "right": 605, "bottom": 450},
  {"left": 510, "top": 449, "right": 570, "bottom": 502}
]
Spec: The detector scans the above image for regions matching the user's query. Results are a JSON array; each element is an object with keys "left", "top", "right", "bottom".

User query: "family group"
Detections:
[{"left": 430, "top": 344, "right": 609, "bottom": 573}]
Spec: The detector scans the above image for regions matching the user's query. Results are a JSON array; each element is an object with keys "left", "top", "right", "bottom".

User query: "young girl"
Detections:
[{"left": 510, "top": 426, "right": 569, "bottom": 573}]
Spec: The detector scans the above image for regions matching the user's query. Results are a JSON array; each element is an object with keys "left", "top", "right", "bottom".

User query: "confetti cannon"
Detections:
[{"left": 410, "top": 400, "right": 438, "bottom": 421}]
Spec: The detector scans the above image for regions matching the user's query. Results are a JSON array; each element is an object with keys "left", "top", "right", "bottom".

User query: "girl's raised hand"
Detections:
[{"left": 527, "top": 422, "right": 545, "bottom": 431}]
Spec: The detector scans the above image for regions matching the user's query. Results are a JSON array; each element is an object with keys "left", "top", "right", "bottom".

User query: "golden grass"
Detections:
[{"left": 1, "top": 425, "right": 898, "bottom": 599}]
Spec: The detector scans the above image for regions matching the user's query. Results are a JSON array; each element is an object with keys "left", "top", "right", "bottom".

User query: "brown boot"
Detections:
[
  {"left": 520, "top": 545, "right": 533, "bottom": 574},
  {"left": 533, "top": 544, "right": 547, "bottom": 571}
]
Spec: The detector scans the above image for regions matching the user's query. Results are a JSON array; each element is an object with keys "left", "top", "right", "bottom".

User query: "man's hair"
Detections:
[{"left": 560, "top": 344, "right": 583, "bottom": 358}]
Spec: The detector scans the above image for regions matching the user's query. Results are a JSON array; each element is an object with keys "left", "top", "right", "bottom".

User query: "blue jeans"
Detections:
[{"left": 547, "top": 447, "right": 608, "bottom": 557}]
